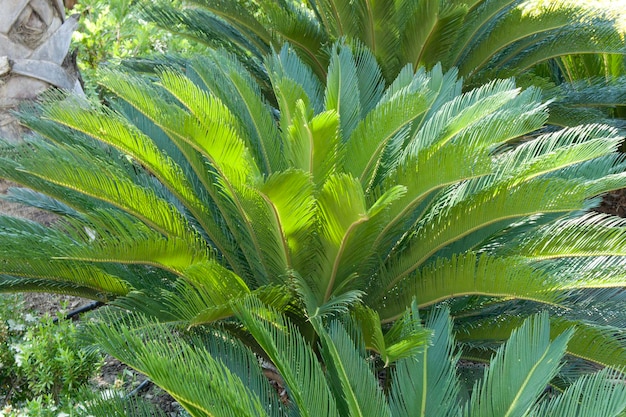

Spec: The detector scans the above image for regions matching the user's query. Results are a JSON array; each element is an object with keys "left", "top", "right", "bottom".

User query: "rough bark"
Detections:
[{"left": 0, "top": 0, "right": 82, "bottom": 142}]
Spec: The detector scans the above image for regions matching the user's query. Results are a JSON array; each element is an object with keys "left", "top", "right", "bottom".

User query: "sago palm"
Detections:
[
  {"left": 141, "top": 0, "right": 626, "bottom": 87},
  {"left": 81, "top": 297, "right": 626, "bottom": 417},
  {"left": 1, "top": 43, "right": 625, "bottom": 369},
  {"left": 140, "top": 0, "right": 626, "bottom": 128}
]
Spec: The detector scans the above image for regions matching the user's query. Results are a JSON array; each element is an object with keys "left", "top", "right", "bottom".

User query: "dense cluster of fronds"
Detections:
[{"left": 1, "top": 43, "right": 625, "bottom": 373}]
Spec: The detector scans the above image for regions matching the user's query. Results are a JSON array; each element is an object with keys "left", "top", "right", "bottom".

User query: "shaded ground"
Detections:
[{"left": 597, "top": 188, "right": 626, "bottom": 217}]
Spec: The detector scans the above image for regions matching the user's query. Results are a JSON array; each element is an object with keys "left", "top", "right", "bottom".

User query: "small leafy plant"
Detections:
[
  {"left": 15, "top": 312, "right": 103, "bottom": 402},
  {"left": 0, "top": 295, "right": 103, "bottom": 412},
  {"left": 0, "top": 295, "right": 33, "bottom": 405}
]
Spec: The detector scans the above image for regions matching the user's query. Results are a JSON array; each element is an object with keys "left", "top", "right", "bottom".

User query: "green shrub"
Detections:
[
  {"left": 15, "top": 313, "right": 103, "bottom": 402},
  {"left": 1, "top": 295, "right": 103, "bottom": 411},
  {"left": 70, "top": 0, "right": 203, "bottom": 97},
  {"left": 0, "top": 295, "right": 31, "bottom": 404}
]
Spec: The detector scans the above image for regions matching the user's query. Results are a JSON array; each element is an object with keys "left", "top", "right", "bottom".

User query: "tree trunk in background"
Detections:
[{"left": 0, "top": 0, "right": 82, "bottom": 142}]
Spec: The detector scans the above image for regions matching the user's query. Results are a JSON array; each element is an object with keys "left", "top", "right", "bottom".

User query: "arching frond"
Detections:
[
  {"left": 389, "top": 305, "right": 462, "bottom": 417},
  {"left": 87, "top": 309, "right": 284, "bottom": 417},
  {"left": 313, "top": 316, "right": 392, "bottom": 417},
  {"left": 233, "top": 296, "right": 340, "bottom": 417},
  {"left": 463, "top": 312, "right": 572, "bottom": 417},
  {"left": 532, "top": 367, "right": 626, "bottom": 417}
]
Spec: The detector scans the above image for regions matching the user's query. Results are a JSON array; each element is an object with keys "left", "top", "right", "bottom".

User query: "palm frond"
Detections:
[
  {"left": 351, "top": 304, "right": 431, "bottom": 366},
  {"left": 325, "top": 44, "right": 362, "bottom": 140},
  {"left": 458, "top": 1, "right": 579, "bottom": 78},
  {"left": 233, "top": 295, "right": 340, "bottom": 417},
  {"left": 511, "top": 213, "right": 626, "bottom": 260},
  {"left": 464, "top": 312, "right": 572, "bottom": 417},
  {"left": 389, "top": 305, "right": 462, "bottom": 417},
  {"left": 184, "top": 53, "right": 285, "bottom": 175},
  {"left": 374, "top": 253, "right": 562, "bottom": 322},
  {"left": 286, "top": 105, "right": 342, "bottom": 187},
  {"left": 532, "top": 367, "right": 626, "bottom": 417},
  {"left": 313, "top": 316, "right": 392, "bottom": 417},
  {"left": 457, "top": 313, "right": 626, "bottom": 370},
  {"left": 261, "top": 1, "right": 329, "bottom": 79},
  {"left": 266, "top": 44, "right": 325, "bottom": 115},
  {"left": 504, "top": 19, "right": 626, "bottom": 75},
  {"left": 258, "top": 170, "right": 317, "bottom": 274},
  {"left": 87, "top": 309, "right": 283, "bottom": 417},
  {"left": 77, "top": 393, "right": 168, "bottom": 417}
]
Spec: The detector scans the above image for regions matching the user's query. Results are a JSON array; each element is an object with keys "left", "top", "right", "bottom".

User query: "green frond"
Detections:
[
  {"left": 458, "top": 1, "right": 577, "bottom": 78},
  {"left": 464, "top": 312, "right": 573, "bottom": 417},
  {"left": 155, "top": 72, "right": 260, "bottom": 187},
  {"left": 12, "top": 139, "right": 201, "bottom": 246},
  {"left": 0, "top": 148, "right": 116, "bottom": 216},
  {"left": 87, "top": 310, "right": 283, "bottom": 417},
  {"left": 345, "top": 41, "right": 385, "bottom": 117},
  {"left": 345, "top": 87, "right": 432, "bottom": 188},
  {"left": 328, "top": 184, "right": 407, "bottom": 298},
  {"left": 141, "top": 1, "right": 268, "bottom": 64},
  {"left": 495, "top": 124, "right": 623, "bottom": 182},
  {"left": 551, "top": 318, "right": 626, "bottom": 369},
  {"left": 42, "top": 84, "right": 219, "bottom": 219},
  {"left": 325, "top": 44, "right": 362, "bottom": 140},
  {"left": 77, "top": 393, "right": 168, "bottom": 417},
  {"left": 532, "top": 367, "right": 626, "bottom": 417},
  {"left": 352, "top": 2, "right": 398, "bottom": 86},
  {"left": 546, "top": 103, "right": 625, "bottom": 128},
  {"left": 375, "top": 145, "right": 491, "bottom": 258},
  {"left": 184, "top": 55, "right": 285, "bottom": 175},
  {"left": 389, "top": 305, "right": 462, "bottom": 417},
  {"left": 405, "top": 78, "right": 522, "bottom": 155},
  {"left": 504, "top": 20, "right": 626, "bottom": 75},
  {"left": 259, "top": 169, "right": 317, "bottom": 274},
  {"left": 382, "top": 176, "right": 594, "bottom": 291},
  {"left": 397, "top": 0, "right": 440, "bottom": 70},
  {"left": 374, "top": 253, "right": 562, "bottom": 322},
  {"left": 261, "top": 1, "right": 329, "bottom": 79},
  {"left": 265, "top": 44, "right": 325, "bottom": 114},
  {"left": 313, "top": 316, "right": 392, "bottom": 417},
  {"left": 236, "top": 184, "right": 292, "bottom": 282},
  {"left": 286, "top": 103, "right": 342, "bottom": 187},
  {"left": 314, "top": 0, "right": 358, "bottom": 38},
  {"left": 353, "top": 304, "right": 431, "bottom": 366},
  {"left": 2, "top": 187, "right": 81, "bottom": 219},
  {"left": 412, "top": 4, "right": 468, "bottom": 71},
  {"left": 0, "top": 215, "right": 130, "bottom": 297},
  {"left": 57, "top": 210, "right": 211, "bottom": 275},
  {"left": 512, "top": 213, "right": 626, "bottom": 260},
  {"left": 95, "top": 68, "right": 250, "bottom": 275},
  {"left": 233, "top": 296, "right": 339, "bottom": 417},
  {"left": 457, "top": 313, "right": 626, "bottom": 370},
  {"left": 446, "top": 90, "right": 549, "bottom": 153},
  {"left": 183, "top": 0, "right": 273, "bottom": 51},
  {"left": 315, "top": 174, "right": 371, "bottom": 303},
  {"left": 549, "top": 76, "right": 626, "bottom": 109},
  {"left": 0, "top": 275, "right": 114, "bottom": 301},
  {"left": 186, "top": 284, "right": 294, "bottom": 326}
]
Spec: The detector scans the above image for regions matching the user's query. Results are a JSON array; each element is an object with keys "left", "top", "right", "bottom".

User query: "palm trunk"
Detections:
[{"left": 0, "top": 0, "right": 82, "bottom": 143}]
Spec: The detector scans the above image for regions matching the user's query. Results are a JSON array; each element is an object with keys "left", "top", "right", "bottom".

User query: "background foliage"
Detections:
[{"left": 70, "top": 0, "right": 203, "bottom": 96}]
